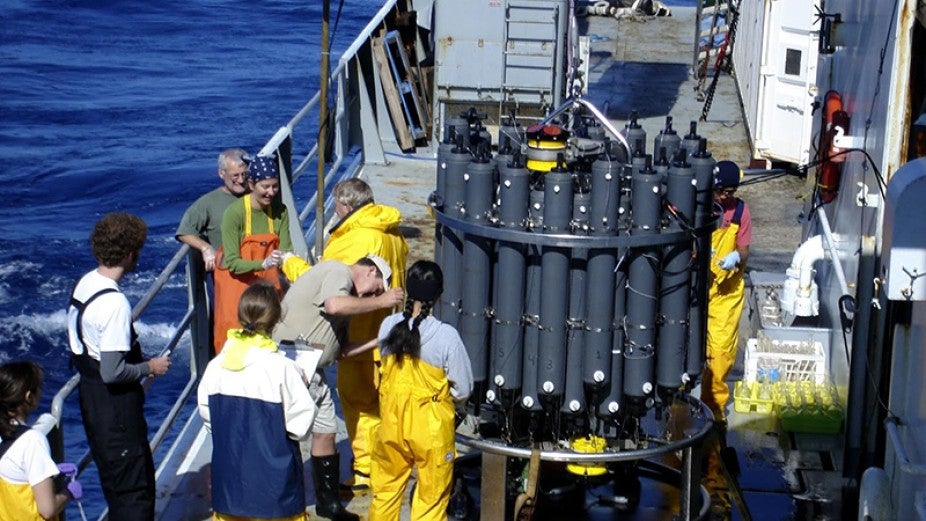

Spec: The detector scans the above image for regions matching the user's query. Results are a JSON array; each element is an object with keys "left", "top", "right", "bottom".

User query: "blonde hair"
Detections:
[{"left": 333, "top": 178, "right": 374, "bottom": 209}]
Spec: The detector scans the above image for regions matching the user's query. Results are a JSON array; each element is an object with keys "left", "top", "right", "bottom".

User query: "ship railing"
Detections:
[{"left": 45, "top": 244, "right": 212, "bottom": 494}]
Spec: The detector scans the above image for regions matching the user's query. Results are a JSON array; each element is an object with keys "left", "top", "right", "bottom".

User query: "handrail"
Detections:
[
  {"left": 48, "top": 245, "right": 204, "bottom": 473},
  {"left": 340, "top": 0, "right": 400, "bottom": 63},
  {"left": 132, "top": 247, "right": 190, "bottom": 322}
]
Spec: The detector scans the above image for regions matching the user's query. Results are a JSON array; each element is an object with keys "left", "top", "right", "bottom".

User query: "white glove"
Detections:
[
  {"left": 718, "top": 250, "right": 740, "bottom": 270},
  {"left": 201, "top": 246, "right": 216, "bottom": 272},
  {"left": 261, "top": 250, "right": 283, "bottom": 270}
]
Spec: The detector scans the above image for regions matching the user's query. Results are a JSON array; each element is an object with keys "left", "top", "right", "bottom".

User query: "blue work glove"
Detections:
[
  {"left": 56, "top": 463, "right": 83, "bottom": 500},
  {"left": 718, "top": 251, "right": 740, "bottom": 270}
]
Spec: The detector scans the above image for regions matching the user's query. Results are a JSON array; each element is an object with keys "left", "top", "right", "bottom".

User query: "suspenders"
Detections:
[
  {"left": 69, "top": 287, "right": 118, "bottom": 356},
  {"left": 731, "top": 198, "right": 745, "bottom": 226}
]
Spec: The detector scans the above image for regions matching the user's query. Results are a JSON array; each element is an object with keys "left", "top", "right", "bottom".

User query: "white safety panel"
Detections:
[{"left": 753, "top": 0, "right": 819, "bottom": 165}]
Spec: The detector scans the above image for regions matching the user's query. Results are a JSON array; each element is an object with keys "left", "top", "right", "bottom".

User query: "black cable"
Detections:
[
  {"left": 804, "top": 147, "right": 886, "bottom": 193},
  {"left": 792, "top": 147, "right": 887, "bottom": 220},
  {"left": 331, "top": 0, "right": 347, "bottom": 41},
  {"left": 737, "top": 171, "right": 793, "bottom": 188},
  {"left": 663, "top": 202, "right": 697, "bottom": 235},
  {"left": 862, "top": 0, "right": 901, "bottom": 150}
]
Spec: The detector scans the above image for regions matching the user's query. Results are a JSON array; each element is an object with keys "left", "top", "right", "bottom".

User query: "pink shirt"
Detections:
[{"left": 718, "top": 198, "right": 752, "bottom": 249}]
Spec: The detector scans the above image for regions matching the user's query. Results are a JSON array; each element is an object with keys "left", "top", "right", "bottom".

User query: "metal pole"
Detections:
[
  {"left": 316, "top": 0, "right": 331, "bottom": 252},
  {"left": 845, "top": 236, "right": 876, "bottom": 480}
]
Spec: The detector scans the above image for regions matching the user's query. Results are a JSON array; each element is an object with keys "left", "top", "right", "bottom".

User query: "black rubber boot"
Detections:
[{"left": 312, "top": 454, "right": 360, "bottom": 521}]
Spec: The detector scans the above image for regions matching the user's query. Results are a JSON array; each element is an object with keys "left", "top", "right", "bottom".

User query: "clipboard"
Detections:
[{"left": 280, "top": 336, "right": 324, "bottom": 381}]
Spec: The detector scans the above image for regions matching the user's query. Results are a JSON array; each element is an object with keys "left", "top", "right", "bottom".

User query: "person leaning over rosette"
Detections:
[
  {"left": 279, "top": 178, "right": 409, "bottom": 491},
  {"left": 213, "top": 153, "right": 292, "bottom": 353}
]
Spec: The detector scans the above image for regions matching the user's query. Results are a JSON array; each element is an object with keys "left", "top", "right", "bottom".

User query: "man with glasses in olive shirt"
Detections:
[{"left": 176, "top": 148, "right": 250, "bottom": 271}]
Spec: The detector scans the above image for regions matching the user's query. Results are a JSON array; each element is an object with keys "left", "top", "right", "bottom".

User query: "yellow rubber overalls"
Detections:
[
  {"left": 701, "top": 200, "right": 746, "bottom": 422},
  {"left": 369, "top": 355, "right": 455, "bottom": 521}
]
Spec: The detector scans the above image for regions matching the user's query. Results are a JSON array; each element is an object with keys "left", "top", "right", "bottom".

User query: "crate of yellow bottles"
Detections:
[
  {"left": 776, "top": 380, "right": 844, "bottom": 434},
  {"left": 732, "top": 378, "right": 844, "bottom": 434},
  {"left": 732, "top": 380, "right": 778, "bottom": 414}
]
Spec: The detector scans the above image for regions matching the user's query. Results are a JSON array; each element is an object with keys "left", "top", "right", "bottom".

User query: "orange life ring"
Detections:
[{"left": 817, "top": 90, "right": 848, "bottom": 204}]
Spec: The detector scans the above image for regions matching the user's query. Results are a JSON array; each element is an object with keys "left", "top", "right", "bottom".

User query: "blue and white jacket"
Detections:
[{"left": 197, "top": 330, "right": 315, "bottom": 518}]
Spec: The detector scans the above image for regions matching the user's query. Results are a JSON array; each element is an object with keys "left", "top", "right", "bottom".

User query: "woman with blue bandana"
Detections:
[{"left": 213, "top": 153, "right": 292, "bottom": 353}]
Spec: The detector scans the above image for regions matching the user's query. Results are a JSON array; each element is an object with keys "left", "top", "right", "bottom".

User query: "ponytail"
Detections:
[
  {"left": 381, "top": 298, "right": 421, "bottom": 360},
  {"left": 237, "top": 281, "right": 281, "bottom": 337},
  {"left": 380, "top": 261, "right": 442, "bottom": 362}
]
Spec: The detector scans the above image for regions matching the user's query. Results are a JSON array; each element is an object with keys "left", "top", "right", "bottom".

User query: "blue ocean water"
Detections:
[{"left": 0, "top": 0, "right": 377, "bottom": 517}]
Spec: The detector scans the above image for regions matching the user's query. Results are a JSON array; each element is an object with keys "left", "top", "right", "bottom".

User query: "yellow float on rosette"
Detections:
[
  {"left": 566, "top": 435, "right": 608, "bottom": 476},
  {"left": 525, "top": 123, "right": 570, "bottom": 172}
]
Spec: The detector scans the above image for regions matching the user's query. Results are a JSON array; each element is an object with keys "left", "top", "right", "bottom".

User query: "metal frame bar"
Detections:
[
  {"left": 435, "top": 209, "right": 716, "bottom": 249},
  {"left": 459, "top": 395, "right": 714, "bottom": 520}
]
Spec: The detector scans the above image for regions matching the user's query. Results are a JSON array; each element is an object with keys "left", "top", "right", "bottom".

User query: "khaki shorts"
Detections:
[{"left": 308, "top": 369, "right": 337, "bottom": 434}]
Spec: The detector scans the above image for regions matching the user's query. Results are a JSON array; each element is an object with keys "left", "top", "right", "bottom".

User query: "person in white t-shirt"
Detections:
[{"left": 66, "top": 212, "right": 170, "bottom": 521}]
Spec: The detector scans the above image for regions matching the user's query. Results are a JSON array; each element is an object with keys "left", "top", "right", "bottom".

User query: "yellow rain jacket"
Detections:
[
  {"left": 330, "top": 203, "right": 407, "bottom": 480},
  {"left": 369, "top": 355, "right": 456, "bottom": 521},
  {"left": 323, "top": 203, "right": 408, "bottom": 341},
  {"left": 702, "top": 200, "right": 747, "bottom": 421}
]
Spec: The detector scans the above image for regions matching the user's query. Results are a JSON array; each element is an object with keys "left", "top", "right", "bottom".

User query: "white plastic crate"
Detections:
[{"left": 744, "top": 332, "right": 826, "bottom": 384}]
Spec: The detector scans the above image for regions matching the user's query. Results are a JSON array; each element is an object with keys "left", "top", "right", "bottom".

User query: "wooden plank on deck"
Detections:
[{"left": 372, "top": 35, "right": 415, "bottom": 150}]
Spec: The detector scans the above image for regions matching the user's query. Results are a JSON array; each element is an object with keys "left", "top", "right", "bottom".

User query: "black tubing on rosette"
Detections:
[
  {"left": 653, "top": 116, "right": 681, "bottom": 164},
  {"left": 562, "top": 190, "right": 590, "bottom": 415},
  {"left": 657, "top": 155, "right": 696, "bottom": 399},
  {"left": 438, "top": 134, "right": 471, "bottom": 328},
  {"left": 686, "top": 138, "right": 716, "bottom": 380},
  {"left": 537, "top": 162, "right": 572, "bottom": 403}
]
